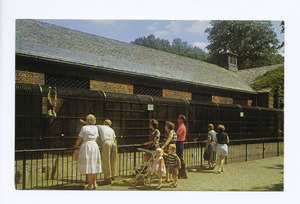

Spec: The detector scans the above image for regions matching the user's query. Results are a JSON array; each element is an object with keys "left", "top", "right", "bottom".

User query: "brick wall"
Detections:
[
  {"left": 212, "top": 95, "right": 233, "bottom": 104},
  {"left": 90, "top": 80, "right": 133, "bottom": 94},
  {"left": 247, "top": 100, "right": 253, "bottom": 106},
  {"left": 16, "top": 70, "right": 45, "bottom": 85},
  {"left": 163, "top": 89, "right": 192, "bottom": 100}
]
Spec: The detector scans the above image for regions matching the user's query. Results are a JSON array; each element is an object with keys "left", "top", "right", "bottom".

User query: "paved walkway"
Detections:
[{"left": 47, "top": 156, "right": 283, "bottom": 191}]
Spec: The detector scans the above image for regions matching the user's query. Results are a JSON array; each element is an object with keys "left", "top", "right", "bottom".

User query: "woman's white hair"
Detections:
[
  {"left": 104, "top": 119, "right": 112, "bottom": 126},
  {"left": 86, "top": 114, "right": 96, "bottom": 125}
]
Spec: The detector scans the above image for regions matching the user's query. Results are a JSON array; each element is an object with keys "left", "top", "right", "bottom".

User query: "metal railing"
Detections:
[{"left": 15, "top": 137, "right": 283, "bottom": 189}]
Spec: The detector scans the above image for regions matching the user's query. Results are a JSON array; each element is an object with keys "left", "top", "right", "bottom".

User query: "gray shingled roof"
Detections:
[
  {"left": 16, "top": 19, "right": 255, "bottom": 93},
  {"left": 236, "top": 64, "right": 283, "bottom": 85},
  {"left": 235, "top": 64, "right": 283, "bottom": 92}
]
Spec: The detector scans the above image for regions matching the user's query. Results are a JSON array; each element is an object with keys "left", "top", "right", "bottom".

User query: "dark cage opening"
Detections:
[
  {"left": 192, "top": 93, "right": 212, "bottom": 103},
  {"left": 133, "top": 85, "right": 162, "bottom": 97},
  {"left": 45, "top": 73, "right": 90, "bottom": 89}
]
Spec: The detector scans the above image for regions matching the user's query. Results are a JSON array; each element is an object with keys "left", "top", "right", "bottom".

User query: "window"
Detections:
[
  {"left": 192, "top": 93, "right": 212, "bottom": 103},
  {"left": 229, "top": 56, "right": 237, "bottom": 65},
  {"left": 45, "top": 73, "right": 90, "bottom": 89},
  {"left": 133, "top": 85, "right": 162, "bottom": 97}
]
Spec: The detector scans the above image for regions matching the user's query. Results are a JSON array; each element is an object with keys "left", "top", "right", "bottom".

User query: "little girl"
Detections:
[{"left": 149, "top": 148, "right": 166, "bottom": 189}]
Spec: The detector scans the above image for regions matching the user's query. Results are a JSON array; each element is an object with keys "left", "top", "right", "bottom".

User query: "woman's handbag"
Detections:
[
  {"left": 73, "top": 149, "right": 80, "bottom": 161},
  {"left": 203, "top": 150, "right": 209, "bottom": 161}
]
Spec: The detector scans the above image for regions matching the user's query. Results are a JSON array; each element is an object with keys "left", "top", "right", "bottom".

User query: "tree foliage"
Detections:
[
  {"left": 205, "top": 20, "right": 283, "bottom": 69},
  {"left": 131, "top": 34, "right": 207, "bottom": 61},
  {"left": 278, "top": 21, "right": 285, "bottom": 49},
  {"left": 250, "top": 65, "right": 284, "bottom": 109}
]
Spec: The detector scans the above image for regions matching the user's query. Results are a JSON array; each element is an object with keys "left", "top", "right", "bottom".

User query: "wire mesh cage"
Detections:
[
  {"left": 192, "top": 93, "right": 212, "bottom": 103},
  {"left": 45, "top": 73, "right": 90, "bottom": 89},
  {"left": 133, "top": 85, "right": 162, "bottom": 97}
]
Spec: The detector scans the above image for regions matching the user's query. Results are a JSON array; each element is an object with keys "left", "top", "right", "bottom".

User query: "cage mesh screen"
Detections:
[
  {"left": 192, "top": 93, "right": 212, "bottom": 103},
  {"left": 133, "top": 85, "right": 162, "bottom": 97},
  {"left": 45, "top": 73, "right": 90, "bottom": 89}
]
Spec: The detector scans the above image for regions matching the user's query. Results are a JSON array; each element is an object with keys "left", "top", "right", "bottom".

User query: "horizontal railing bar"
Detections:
[{"left": 106, "top": 109, "right": 145, "bottom": 112}]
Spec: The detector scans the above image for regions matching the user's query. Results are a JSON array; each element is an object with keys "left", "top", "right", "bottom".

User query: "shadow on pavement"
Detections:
[
  {"left": 249, "top": 182, "right": 283, "bottom": 191},
  {"left": 263, "top": 164, "right": 283, "bottom": 170},
  {"left": 187, "top": 167, "right": 218, "bottom": 174},
  {"left": 37, "top": 184, "right": 84, "bottom": 190}
]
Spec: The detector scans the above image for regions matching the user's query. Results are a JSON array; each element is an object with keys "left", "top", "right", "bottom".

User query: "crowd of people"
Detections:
[{"left": 74, "top": 114, "right": 229, "bottom": 190}]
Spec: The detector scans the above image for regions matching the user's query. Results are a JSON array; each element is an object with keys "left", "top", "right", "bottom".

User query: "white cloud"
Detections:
[
  {"left": 185, "top": 21, "right": 210, "bottom": 35},
  {"left": 166, "top": 21, "right": 181, "bottom": 33},
  {"left": 147, "top": 21, "right": 179, "bottom": 38},
  {"left": 147, "top": 22, "right": 170, "bottom": 37},
  {"left": 155, "top": 30, "right": 169, "bottom": 38},
  {"left": 192, "top": 41, "right": 209, "bottom": 50},
  {"left": 147, "top": 22, "right": 159, "bottom": 32}
]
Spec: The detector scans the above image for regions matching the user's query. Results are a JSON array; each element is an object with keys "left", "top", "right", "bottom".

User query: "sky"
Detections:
[{"left": 38, "top": 19, "right": 284, "bottom": 54}]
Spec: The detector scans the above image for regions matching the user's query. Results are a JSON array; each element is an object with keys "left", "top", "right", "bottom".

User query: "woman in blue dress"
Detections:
[{"left": 205, "top": 124, "right": 217, "bottom": 169}]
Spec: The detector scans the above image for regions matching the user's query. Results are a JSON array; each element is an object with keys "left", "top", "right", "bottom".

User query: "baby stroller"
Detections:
[{"left": 130, "top": 148, "right": 155, "bottom": 186}]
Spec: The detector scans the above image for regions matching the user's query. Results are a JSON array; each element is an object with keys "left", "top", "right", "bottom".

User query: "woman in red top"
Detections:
[{"left": 176, "top": 115, "right": 188, "bottom": 179}]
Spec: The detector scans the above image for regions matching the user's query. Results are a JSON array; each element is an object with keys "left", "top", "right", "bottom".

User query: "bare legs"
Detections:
[
  {"left": 86, "top": 174, "right": 97, "bottom": 189},
  {"left": 165, "top": 171, "right": 171, "bottom": 182},
  {"left": 209, "top": 160, "right": 216, "bottom": 169},
  {"left": 218, "top": 155, "right": 225, "bottom": 173},
  {"left": 170, "top": 173, "right": 178, "bottom": 187},
  {"left": 156, "top": 171, "right": 162, "bottom": 189}
]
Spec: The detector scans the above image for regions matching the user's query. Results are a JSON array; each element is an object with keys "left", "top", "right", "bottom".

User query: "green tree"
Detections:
[
  {"left": 205, "top": 21, "right": 281, "bottom": 69},
  {"left": 278, "top": 21, "right": 284, "bottom": 49},
  {"left": 131, "top": 34, "right": 207, "bottom": 61},
  {"left": 250, "top": 65, "right": 284, "bottom": 109}
]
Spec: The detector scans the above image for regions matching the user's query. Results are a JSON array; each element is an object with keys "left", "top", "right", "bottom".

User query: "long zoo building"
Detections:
[{"left": 15, "top": 19, "right": 284, "bottom": 150}]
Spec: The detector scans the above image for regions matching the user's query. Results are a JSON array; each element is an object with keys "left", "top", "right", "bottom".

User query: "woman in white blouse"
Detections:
[{"left": 74, "top": 114, "right": 102, "bottom": 190}]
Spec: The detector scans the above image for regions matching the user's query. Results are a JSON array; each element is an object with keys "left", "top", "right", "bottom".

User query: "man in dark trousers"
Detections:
[{"left": 176, "top": 115, "right": 188, "bottom": 179}]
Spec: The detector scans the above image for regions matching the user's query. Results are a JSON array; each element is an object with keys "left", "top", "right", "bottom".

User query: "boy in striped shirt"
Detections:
[{"left": 164, "top": 144, "right": 181, "bottom": 188}]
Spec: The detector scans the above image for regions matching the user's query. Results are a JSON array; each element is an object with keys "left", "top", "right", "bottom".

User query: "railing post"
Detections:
[
  {"left": 245, "top": 142, "right": 248, "bottom": 162},
  {"left": 200, "top": 141, "right": 203, "bottom": 167},
  {"left": 133, "top": 146, "right": 137, "bottom": 168},
  {"left": 277, "top": 139, "right": 280, "bottom": 157},
  {"left": 263, "top": 140, "right": 265, "bottom": 159},
  {"left": 22, "top": 150, "right": 26, "bottom": 190}
]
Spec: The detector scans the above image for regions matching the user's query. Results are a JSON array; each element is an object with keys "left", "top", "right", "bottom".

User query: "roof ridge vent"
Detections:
[{"left": 216, "top": 51, "right": 238, "bottom": 71}]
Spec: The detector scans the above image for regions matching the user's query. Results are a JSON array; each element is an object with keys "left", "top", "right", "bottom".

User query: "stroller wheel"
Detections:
[
  {"left": 130, "top": 178, "right": 138, "bottom": 186},
  {"left": 144, "top": 178, "right": 154, "bottom": 187}
]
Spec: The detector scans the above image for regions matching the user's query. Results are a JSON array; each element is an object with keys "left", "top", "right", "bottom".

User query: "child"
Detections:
[
  {"left": 161, "top": 121, "right": 177, "bottom": 182},
  {"left": 149, "top": 148, "right": 166, "bottom": 189},
  {"left": 134, "top": 153, "right": 151, "bottom": 175},
  {"left": 164, "top": 144, "right": 181, "bottom": 188}
]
